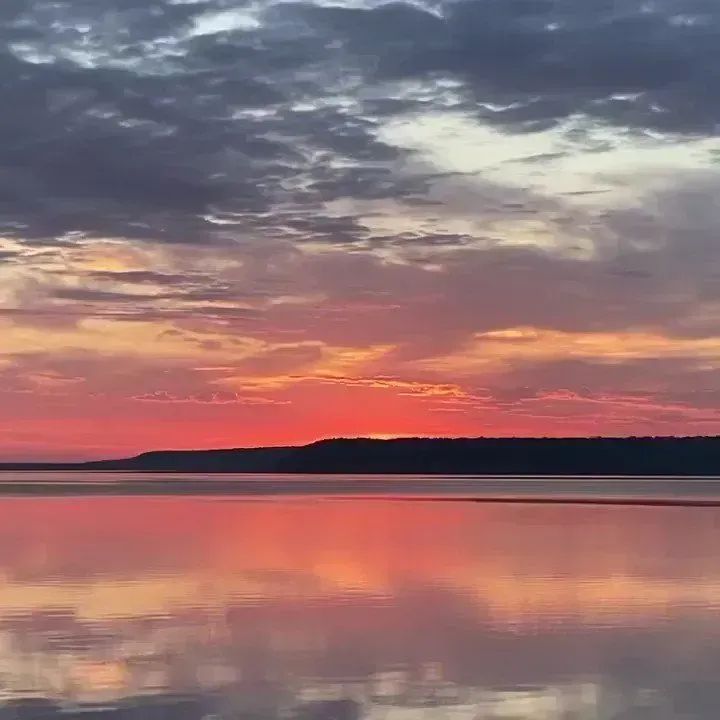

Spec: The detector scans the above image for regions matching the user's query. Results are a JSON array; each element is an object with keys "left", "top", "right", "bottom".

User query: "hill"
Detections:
[{"left": 4, "top": 436, "right": 720, "bottom": 475}]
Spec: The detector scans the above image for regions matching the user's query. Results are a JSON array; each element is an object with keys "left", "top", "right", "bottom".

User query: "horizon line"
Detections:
[{"left": 2, "top": 433, "right": 720, "bottom": 466}]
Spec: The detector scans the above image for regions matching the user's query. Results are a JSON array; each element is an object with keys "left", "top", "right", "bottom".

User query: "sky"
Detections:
[{"left": 2, "top": 0, "right": 720, "bottom": 459}]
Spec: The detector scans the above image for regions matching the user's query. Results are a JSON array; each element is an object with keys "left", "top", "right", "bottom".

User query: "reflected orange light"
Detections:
[{"left": 0, "top": 499, "right": 718, "bottom": 625}]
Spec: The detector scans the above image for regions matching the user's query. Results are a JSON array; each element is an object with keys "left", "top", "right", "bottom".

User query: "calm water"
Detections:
[{"left": 1, "top": 477, "right": 720, "bottom": 718}]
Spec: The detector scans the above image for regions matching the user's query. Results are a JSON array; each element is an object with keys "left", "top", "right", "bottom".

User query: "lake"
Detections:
[{"left": 0, "top": 476, "right": 720, "bottom": 718}]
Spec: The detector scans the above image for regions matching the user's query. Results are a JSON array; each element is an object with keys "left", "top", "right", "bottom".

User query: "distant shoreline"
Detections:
[
  {"left": 3, "top": 436, "right": 720, "bottom": 476},
  {"left": 0, "top": 473, "right": 719, "bottom": 505}
]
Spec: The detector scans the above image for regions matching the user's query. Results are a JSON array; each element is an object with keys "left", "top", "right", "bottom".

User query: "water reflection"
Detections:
[{"left": 0, "top": 496, "right": 719, "bottom": 718}]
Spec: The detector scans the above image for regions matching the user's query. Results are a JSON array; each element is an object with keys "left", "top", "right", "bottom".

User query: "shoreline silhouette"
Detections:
[{"left": 2, "top": 436, "right": 720, "bottom": 476}]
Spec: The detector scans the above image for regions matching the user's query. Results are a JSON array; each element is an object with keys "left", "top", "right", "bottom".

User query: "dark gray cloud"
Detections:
[
  {"left": 323, "top": 0, "right": 720, "bottom": 133},
  {"left": 3, "top": 0, "right": 718, "bottom": 248},
  {"left": 0, "top": 0, "right": 403, "bottom": 243}
]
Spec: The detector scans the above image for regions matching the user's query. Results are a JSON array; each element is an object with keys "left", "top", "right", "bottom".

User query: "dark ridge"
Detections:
[{"left": 3, "top": 436, "right": 720, "bottom": 475}]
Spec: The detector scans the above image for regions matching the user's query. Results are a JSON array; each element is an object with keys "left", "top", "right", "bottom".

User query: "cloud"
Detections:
[
  {"left": 3, "top": 0, "right": 717, "bottom": 247},
  {"left": 318, "top": 0, "right": 720, "bottom": 134},
  {"left": 132, "top": 390, "right": 289, "bottom": 405},
  {"left": 0, "top": 0, "right": 412, "bottom": 245}
]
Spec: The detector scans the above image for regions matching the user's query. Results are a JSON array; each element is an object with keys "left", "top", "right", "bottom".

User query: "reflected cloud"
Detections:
[
  {"left": 0, "top": 506, "right": 718, "bottom": 662},
  {"left": 0, "top": 498, "right": 719, "bottom": 717}
]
